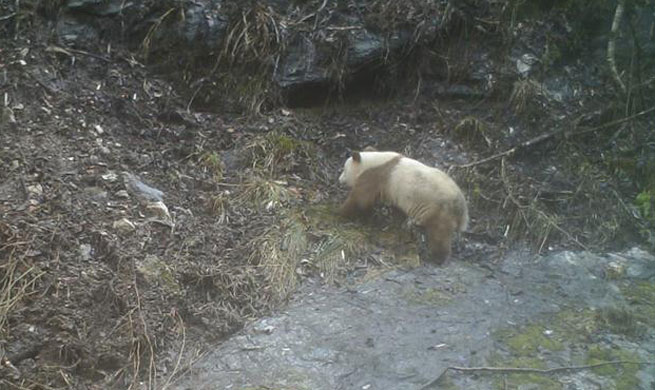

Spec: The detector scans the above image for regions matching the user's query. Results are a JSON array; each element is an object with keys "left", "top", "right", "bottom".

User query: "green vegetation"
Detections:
[
  {"left": 200, "top": 151, "right": 224, "bottom": 181},
  {"left": 500, "top": 324, "right": 564, "bottom": 356},
  {"left": 245, "top": 131, "right": 316, "bottom": 176},
  {"left": 586, "top": 346, "right": 641, "bottom": 389},
  {"left": 596, "top": 307, "right": 644, "bottom": 339},
  {"left": 491, "top": 308, "right": 646, "bottom": 390},
  {"left": 622, "top": 281, "right": 655, "bottom": 329}
]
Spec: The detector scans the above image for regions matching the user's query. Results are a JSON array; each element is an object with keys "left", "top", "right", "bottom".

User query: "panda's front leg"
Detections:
[{"left": 339, "top": 191, "right": 371, "bottom": 219}]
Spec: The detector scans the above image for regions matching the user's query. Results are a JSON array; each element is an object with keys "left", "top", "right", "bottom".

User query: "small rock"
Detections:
[
  {"left": 516, "top": 53, "right": 538, "bottom": 76},
  {"left": 79, "top": 244, "right": 92, "bottom": 261},
  {"left": 26, "top": 183, "right": 43, "bottom": 196},
  {"left": 136, "top": 254, "right": 180, "bottom": 294},
  {"left": 115, "top": 190, "right": 130, "bottom": 199},
  {"left": 101, "top": 171, "right": 119, "bottom": 183},
  {"left": 113, "top": 218, "right": 135, "bottom": 234},
  {"left": 605, "top": 261, "right": 625, "bottom": 279},
  {"left": 83, "top": 186, "right": 108, "bottom": 201},
  {"left": 253, "top": 321, "right": 275, "bottom": 335},
  {"left": 146, "top": 201, "right": 171, "bottom": 220},
  {"left": 122, "top": 172, "right": 164, "bottom": 201},
  {"left": 94, "top": 124, "right": 104, "bottom": 135}
]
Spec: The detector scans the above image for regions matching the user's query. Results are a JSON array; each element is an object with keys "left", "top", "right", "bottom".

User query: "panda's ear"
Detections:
[{"left": 351, "top": 151, "right": 361, "bottom": 163}]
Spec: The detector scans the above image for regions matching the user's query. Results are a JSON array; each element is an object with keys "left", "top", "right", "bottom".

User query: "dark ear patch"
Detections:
[{"left": 352, "top": 151, "right": 361, "bottom": 163}]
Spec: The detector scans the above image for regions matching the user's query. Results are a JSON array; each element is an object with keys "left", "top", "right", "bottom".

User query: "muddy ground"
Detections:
[{"left": 1, "top": 3, "right": 654, "bottom": 390}]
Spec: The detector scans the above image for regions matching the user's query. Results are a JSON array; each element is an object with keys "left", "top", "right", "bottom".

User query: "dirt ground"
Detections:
[
  {"left": 0, "top": 30, "right": 481, "bottom": 389},
  {"left": 1, "top": 6, "right": 652, "bottom": 390}
]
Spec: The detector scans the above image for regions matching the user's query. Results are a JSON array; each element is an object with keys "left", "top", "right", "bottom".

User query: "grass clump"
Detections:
[
  {"left": 453, "top": 116, "right": 491, "bottom": 149},
  {"left": 0, "top": 243, "right": 45, "bottom": 336},
  {"left": 236, "top": 175, "right": 295, "bottom": 211},
  {"left": 509, "top": 79, "right": 543, "bottom": 115},
  {"left": 200, "top": 151, "right": 224, "bottom": 181},
  {"left": 503, "top": 324, "right": 564, "bottom": 355},
  {"left": 249, "top": 208, "right": 371, "bottom": 302},
  {"left": 245, "top": 131, "right": 316, "bottom": 176},
  {"left": 249, "top": 216, "right": 308, "bottom": 302},
  {"left": 621, "top": 281, "right": 655, "bottom": 329},
  {"left": 596, "top": 307, "right": 644, "bottom": 339},
  {"left": 586, "top": 346, "right": 641, "bottom": 389}
]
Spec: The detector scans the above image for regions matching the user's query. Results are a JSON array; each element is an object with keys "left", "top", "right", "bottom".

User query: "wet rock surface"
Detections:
[{"left": 174, "top": 249, "right": 655, "bottom": 390}]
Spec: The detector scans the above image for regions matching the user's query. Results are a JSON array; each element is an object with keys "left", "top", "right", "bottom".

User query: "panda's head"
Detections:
[
  {"left": 338, "top": 149, "right": 395, "bottom": 188},
  {"left": 338, "top": 151, "right": 363, "bottom": 187}
]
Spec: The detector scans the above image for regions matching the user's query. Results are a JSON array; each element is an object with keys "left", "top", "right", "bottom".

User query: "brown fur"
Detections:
[
  {"left": 338, "top": 155, "right": 401, "bottom": 218},
  {"left": 339, "top": 153, "right": 466, "bottom": 264},
  {"left": 424, "top": 206, "right": 458, "bottom": 263}
]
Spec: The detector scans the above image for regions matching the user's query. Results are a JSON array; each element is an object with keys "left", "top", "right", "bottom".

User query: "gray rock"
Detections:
[
  {"left": 145, "top": 201, "right": 171, "bottom": 221},
  {"left": 65, "top": 0, "right": 133, "bottom": 16},
  {"left": 113, "top": 218, "right": 135, "bottom": 234},
  {"left": 83, "top": 186, "right": 108, "bottom": 201},
  {"left": 122, "top": 172, "right": 164, "bottom": 202},
  {"left": 56, "top": 13, "right": 99, "bottom": 46},
  {"left": 78, "top": 243, "right": 92, "bottom": 261},
  {"left": 172, "top": 249, "right": 655, "bottom": 390},
  {"left": 115, "top": 190, "right": 130, "bottom": 199}
]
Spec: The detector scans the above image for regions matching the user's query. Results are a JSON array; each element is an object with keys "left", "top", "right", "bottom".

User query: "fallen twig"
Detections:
[
  {"left": 46, "top": 45, "right": 112, "bottom": 62},
  {"left": 422, "top": 360, "right": 655, "bottom": 389},
  {"left": 0, "top": 12, "right": 16, "bottom": 21},
  {"left": 454, "top": 106, "right": 655, "bottom": 169}
]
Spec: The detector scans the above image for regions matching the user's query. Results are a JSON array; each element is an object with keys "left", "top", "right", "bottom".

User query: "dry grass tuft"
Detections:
[
  {"left": 247, "top": 207, "right": 375, "bottom": 301},
  {"left": 199, "top": 151, "right": 224, "bottom": 181},
  {"left": 221, "top": 3, "right": 282, "bottom": 66},
  {"left": 0, "top": 240, "right": 45, "bottom": 337},
  {"left": 312, "top": 227, "right": 369, "bottom": 284},
  {"left": 509, "top": 79, "right": 543, "bottom": 115},
  {"left": 208, "top": 193, "right": 229, "bottom": 223},
  {"left": 454, "top": 116, "right": 491, "bottom": 149},
  {"left": 235, "top": 175, "right": 294, "bottom": 211},
  {"left": 245, "top": 131, "right": 316, "bottom": 176},
  {"left": 141, "top": 7, "right": 178, "bottom": 61},
  {"left": 249, "top": 216, "right": 308, "bottom": 302},
  {"left": 210, "top": 3, "right": 283, "bottom": 112}
]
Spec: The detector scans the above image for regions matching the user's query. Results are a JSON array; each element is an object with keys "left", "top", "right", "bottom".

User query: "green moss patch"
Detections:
[
  {"left": 586, "top": 345, "right": 641, "bottom": 390},
  {"left": 496, "top": 324, "right": 564, "bottom": 356},
  {"left": 622, "top": 281, "right": 655, "bottom": 328}
]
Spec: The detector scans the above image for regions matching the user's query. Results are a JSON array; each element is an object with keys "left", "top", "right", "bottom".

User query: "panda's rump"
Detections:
[{"left": 387, "top": 161, "right": 463, "bottom": 225}]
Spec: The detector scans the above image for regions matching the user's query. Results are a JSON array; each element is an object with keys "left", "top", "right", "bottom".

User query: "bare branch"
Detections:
[{"left": 607, "top": 0, "right": 627, "bottom": 93}]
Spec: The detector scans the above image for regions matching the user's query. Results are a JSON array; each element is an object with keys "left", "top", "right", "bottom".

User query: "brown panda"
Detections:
[{"left": 338, "top": 150, "right": 468, "bottom": 264}]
